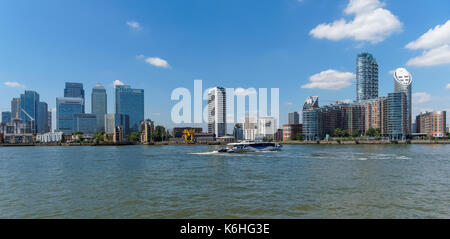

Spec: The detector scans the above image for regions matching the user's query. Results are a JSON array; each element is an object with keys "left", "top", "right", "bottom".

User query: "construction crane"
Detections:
[{"left": 21, "top": 109, "right": 35, "bottom": 134}]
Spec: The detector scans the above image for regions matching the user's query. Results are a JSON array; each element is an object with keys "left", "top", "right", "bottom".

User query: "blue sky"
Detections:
[{"left": 0, "top": 0, "right": 449, "bottom": 130}]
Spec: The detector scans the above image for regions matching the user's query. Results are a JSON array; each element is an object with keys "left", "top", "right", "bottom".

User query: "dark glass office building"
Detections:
[
  {"left": 356, "top": 53, "right": 378, "bottom": 101},
  {"left": 91, "top": 83, "right": 107, "bottom": 131},
  {"left": 11, "top": 98, "right": 21, "bottom": 119},
  {"left": 387, "top": 92, "right": 407, "bottom": 140},
  {"left": 38, "top": 102, "right": 50, "bottom": 133},
  {"left": 115, "top": 85, "right": 144, "bottom": 133},
  {"left": 20, "top": 90, "right": 40, "bottom": 134},
  {"left": 56, "top": 97, "right": 84, "bottom": 134},
  {"left": 64, "top": 82, "right": 85, "bottom": 113},
  {"left": 2, "top": 111, "right": 11, "bottom": 123}
]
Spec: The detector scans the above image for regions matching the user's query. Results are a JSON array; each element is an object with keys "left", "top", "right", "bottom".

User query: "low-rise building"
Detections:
[
  {"left": 416, "top": 111, "right": 447, "bottom": 138},
  {"left": 140, "top": 120, "right": 154, "bottom": 143},
  {"left": 283, "top": 124, "right": 303, "bottom": 141},
  {"left": 36, "top": 132, "right": 64, "bottom": 143},
  {"left": 172, "top": 127, "right": 202, "bottom": 138}
]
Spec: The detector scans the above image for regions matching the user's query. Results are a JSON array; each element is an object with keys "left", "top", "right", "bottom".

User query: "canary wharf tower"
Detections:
[
  {"left": 394, "top": 68, "right": 412, "bottom": 136},
  {"left": 356, "top": 53, "right": 378, "bottom": 101}
]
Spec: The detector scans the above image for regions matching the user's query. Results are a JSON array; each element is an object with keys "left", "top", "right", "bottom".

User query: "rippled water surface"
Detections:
[{"left": 0, "top": 145, "right": 449, "bottom": 218}]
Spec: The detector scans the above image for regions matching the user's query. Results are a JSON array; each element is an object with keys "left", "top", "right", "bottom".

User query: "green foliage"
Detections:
[
  {"left": 352, "top": 130, "right": 361, "bottom": 138},
  {"left": 295, "top": 133, "right": 304, "bottom": 141},
  {"left": 128, "top": 132, "right": 140, "bottom": 142},
  {"left": 334, "top": 128, "right": 350, "bottom": 138},
  {"left": 95, "top": 131, "right": 105, "bottom": 142},
  {"left": 366, "top": 128, "right": 381, "bottom": 137},
  {"left": 74, "top": 131, "right": 83, "bottom": 135},
  {"left": 151, "top": 126, "right": 167, "bottom": 142}
]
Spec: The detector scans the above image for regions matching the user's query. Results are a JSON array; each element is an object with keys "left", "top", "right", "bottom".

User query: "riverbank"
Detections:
[{"left": 283, "top": 140, "right": 450, "bottom": 145}]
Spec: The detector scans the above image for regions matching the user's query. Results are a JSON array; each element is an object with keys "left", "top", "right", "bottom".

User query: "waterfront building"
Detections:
[
  {"left": 257, "top": 117, "right": 277, "bottom": 139},
  {"left": 38, "top": 102, "right": 50, "bottom": 134},
  {"left": 105, "top": 114, "right": 129, "bottom": 136},
  {"left": 56, "top": 97, "right": 84, "bottom": 134},
  {"left": 73, "top": 114, "right": 97, "bottom": 134},
  {"left": 282, "top": 124, "right": 303, "bottom": 141},
  {"left": 64, "top": 82, "right": 85, "bottom": 113},
  {"left": 115, "top": 85, "right": 144, "bottom": 132},
  {"left": 243, "top": 116, "right": 257, "bottom": 141},
  {"left": 207, "top": 87, "right": 226, "bottom": 137},
  {"left": 387, "top": 92, "right": 407, "bottom": 140},
  {"left": 113, "top": 126, "right": 124, "bottom": 143},
  {"left": 140, "top": 119, "right": 154, "bottom": 143},
  {"left": 362, "top": 97, "right": 388, "bottom": 135},
  {"left": 394, "top": 68, "right": 413, "bottom": 136},
  {"left": 91, "top": 83, "right": 107, "bottom": 131},
  {"left": 347, "top": 102, "right": 365, "bottom": 136},
  {"left": 233, "top": 123, "right": 244, "bottom": 140},
  {"left": 415, "top": 111, "right": 447, "bottom": 138},
  {"left": 288, "top": 112, "right": 299, "bottom": 125},
  {"left": 36, "top": 132, "right": 63, "bottom": 143},
  {"left": 2, "top": 112, "right": 11, "bottom": 123},
  {"left": 20, "top": 90, "right": 40, "bottom": 134},
  {"left": 48, "top": 111, "right": 52, "bottom": 133},
  {"left": 172, "top": 127, "right": 202, "bottom": 138},
  {"left": 356, "top": 53, "right": 378, "bottom": 101},
  {"left": 302, "top": 96, "right": 320, "bottom": 140},
  {"left": 11, "top": 98, "right": 21, "bottom": 120}
]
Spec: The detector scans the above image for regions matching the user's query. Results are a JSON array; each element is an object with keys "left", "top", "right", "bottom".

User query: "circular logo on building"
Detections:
[{"left": 394, "top": 68, "right": 412, "bottom": 86}]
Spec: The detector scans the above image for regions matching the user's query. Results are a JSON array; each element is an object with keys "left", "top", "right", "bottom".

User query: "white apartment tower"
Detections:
[{"left": 208, "top": 87, "right": 226, "bottom": 137}]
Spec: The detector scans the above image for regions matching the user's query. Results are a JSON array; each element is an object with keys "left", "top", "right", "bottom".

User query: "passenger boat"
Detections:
[{"left": 218, "top": 141, "right": 282, "bottom": 153}]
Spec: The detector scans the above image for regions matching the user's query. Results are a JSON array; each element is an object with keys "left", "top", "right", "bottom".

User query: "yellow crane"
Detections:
[{"left": 183, "top": 129, "right": 196, "bottom": 142}]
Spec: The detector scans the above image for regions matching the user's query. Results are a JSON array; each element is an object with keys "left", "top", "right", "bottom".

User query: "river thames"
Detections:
[{"left": 0, "top": 144, "right": 449, "bottom": 218}]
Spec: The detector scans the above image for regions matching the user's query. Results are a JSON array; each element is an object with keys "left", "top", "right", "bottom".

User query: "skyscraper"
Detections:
[
  {"left": 387, "top": 92, "right": 407, "bottom": 140},
  {"left": 115, "top": 85, "right": 144, "bottom": 132},
  {"left": 394, "top": 68, "right": 412, "bottom": 136},
  {"left": 105, "top": 113, "right": 129, "bottom": 136},
  {"left": 73, "top": 114, "right": 97, "bottom": 134},
  {"left": 20, "top": 90, "right": 40, "bottom": 134},
  {"left": 288, "top": 112, "right": 299, "bottom": 125},
  {"left": 207, "top": 87, "right": 226, "bottom": 137},
  {"left": 356, "top": 53, "right": 378, "bottom": 101},
  {"left": 64, "top": 82, "right": 85, "bottom": 113},
  {"left": 56, "top": 97, "right": 84, "bottom": 134},
  {"left": 91, "top": 83, "right": 107, "bottom": 131},
  {"left": 1, "top": 112, "right": 11, "bottom": 123},
  {"left": 302, "top": 96, "right": 320, "bottom": 140},
  {"left": 11, "top": 98, "right": 20, "bottom": 120},
  {"left": 38, "top": 102, "right": 50, "bottom": 133}
]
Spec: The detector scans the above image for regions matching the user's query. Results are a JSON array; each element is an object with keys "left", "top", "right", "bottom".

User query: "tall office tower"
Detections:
[
  {"left": 207, "top": 87, "right": 226, "bottom": 137},
  {"left": 302, "top": 96, "right": 319, "bottom": 141},
  {"left": 2, "top": 112, "right": 11, "bottom": 123},
  {"left": 356, "top": 53, "right": 378, "bottom": 101},
  {"left": 20, "top": 90, "right": 40, "bottom": 134},
  {"left": 73, "top": 114, "right": 97, "bottom": 134},
  {"left": 56, "top": 97, "right": 83, "bottom": 134},
  {"left": 38, "top": 102, "right": 49, "bottom": 133},
  {"left": 115, "top": 85, "right": 144, "bottom": 133},
  {"left": 393, "top": 68, "right": 412, "bottom": 136},
  {"left": 387, "top": 92, "right": 407, "bottom": 140},
  {"left": 64, "top": 82, "right": 85, "bottom": 113},
  {"left": 48, "top": 110, "right": 52, "bottom": 133},
  {"left": 11, "top": 98, "right": 21, "bottom": 119},
  {"left": 288, "top": 112, "right": 299, "bottom": 125},
  {"left": 91, "top": 83, "right": 107, "bottom": 131}
]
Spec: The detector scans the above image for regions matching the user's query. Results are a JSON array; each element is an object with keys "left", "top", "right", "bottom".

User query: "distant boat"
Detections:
[{"left": 218, "top": 141, "right": 282, "bottom": 153}]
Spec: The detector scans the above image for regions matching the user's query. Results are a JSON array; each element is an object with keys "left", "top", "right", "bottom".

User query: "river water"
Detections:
[{"left": 0, "top": 144, "right": 449, "bottom": 218}]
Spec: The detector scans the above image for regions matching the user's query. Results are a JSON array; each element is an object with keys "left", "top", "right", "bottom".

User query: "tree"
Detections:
[
  {"left": 128, "top": 132, "right": 140, "bottom": 142},
  {"left": 152, "top": 126, "right": 167, "bottom": 142},
  {"left": 74, "top": 131, "right": 83, "bottom": 135},
  {"left": 95, "top": 131, "right": 105, "bottom": 142},
  {"left": 366, "top": 128, "right": 376, "bottom": 137},
  {"left": 342, "top": 130, "right": 350, "bottom": 137},
  {"left": 295, "top": 133, "right": 304, "bottom": 141},
  {"left": 352, "top": 130, "right": 360, "bottom": 138},
  {"left": 375, "top": 128, "right": 381, "bottom": 137},
  {"left": 334, "top": 128, "right": 343, "bottom": 137}
]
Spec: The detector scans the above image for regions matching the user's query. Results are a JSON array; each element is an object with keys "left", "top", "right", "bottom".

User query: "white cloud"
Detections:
[
  {"left": 4, "top": 81, "right": 25, "bottom": 88},
  {"left": 446, "top": 83, "right": 450, "bottom": 89},
  {"left": 412, "top": 92, "right": 431, "bottom": 104},
  {"left": 113, "top": 80, "right": 125, "bottom": 87},
  {"left": 310, "top": 0, "right": 402, "bottom": 44},
  {"left": 406, "top": 45, "right": 450, "bottom": 67},
  {"left": 406, "top": 20, "right": 450, "bottom": 50},
  {"left": 126, "top": 21, "right": 142, "bottom": 31},
  {"left": 406, "top": 20, "right": 450, "bottom": 67},
  {"left": 235, "top": 88, "right": 257, "bottom": 96},
  {"left": 144, "top": 57, "right": 170, "bottom": 68},
  {"left": 302, "top": 69, "right": 355, "bottom": 90}
]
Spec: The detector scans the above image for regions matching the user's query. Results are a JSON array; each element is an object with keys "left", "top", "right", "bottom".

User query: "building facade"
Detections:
[
  {"left": 282, "top": 124, "right": 303, "bottom": 141},
  {"left": 56, "top": 97, "right": 84, "bottom": 134},
  {"left": 74, "top": 114, "right": 97, "bottom": 134},
  {"left": 416, "top": 111, "right": 447, "bottom": 138},
  {"left": 233, "top": 123, "right": 244, "bottom": 140},
  {"left": 243, "top": 116, "right": 257, "bottom": 141},
  {"left": 91, "top": 83, "right": 107, "bottom": 131},
  {"left": 105, "top": 114, "right": 130, "bottom": 136},
  {"left": 257, "top": 117, "right": 277, "bottom": 139},
  {"left": 302, "top": 96, "right": 320, "bottom": 140},
  {"left": 20, "top": 90, "right": 40, "bottom": 134},
  {"left": 207, "top": 87, "right": 226, "bottom": 137},
  {"left": 172, "top": 127, "right": 202, "bottom": 138},
  {"left": 387, "top": 92, "right": 407, "bottom": 140},
  {"left": 38, "top": 102, "right": 50, "bottom": 134},
  {"left": 115, "top": 85, "right": 144, "bottom": 132},
  {"left": 11, "top": 98, "right": 21, "bottom": 120},
  {"left": 288, "top": 112, "right": 299, "bottom": 125},
  {"left": 64, "top": 82, "right": 85, "bottom": 113},
  {"left": 393, "top": 68, "right": 412, "bottom": 136},
  {"left": 356, "top": 53, "right": 378, "bottom": 101},
  {"left": 2, "top": 112, "right": 11, "bottom": 123},
  {"left": 140, "top": 120, "right": 154, "bottom": 143}
]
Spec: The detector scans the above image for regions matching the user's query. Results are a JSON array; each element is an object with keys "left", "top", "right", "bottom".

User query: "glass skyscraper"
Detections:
[
  {"left": 64, "top": 82, "right": 85, "bottom": 113},
  {"left": 73, "top": 114, "right": 97, "bottom": 134},
  {"left": 356, "top": 53, "right": 378, "bottom": 101},
  {"left": 11, "top": 98, "right": 21, "bottom": 120},
  {"left": 302, "top": 96, "right": 320, "bottom": 141},
  {"left": 115, "top": 85, "right": 144, "bottom": 133},
  {"left": 1, "top": 111, "right": 11, "bottom": 123},
  {"left": 20, "top": 90, "right": 40, "bottom": 134},
  {"left": 38, "top": 102, "right": 50, "bottom": 133},
  {"left": 387, "top": 92, "right": 407, "bottom": 140},
  {"left": 288, "top": 112, "right": 299, "bottom": 125},
  {"left": 56, "top": 97, "right": 84, "bottom": 134},
  {"left": 105, "top": 113, "right": 130, "bottom": 136},
  {"left": 91, "top": 83, "right": 107, "bottom": 131},
  {"left": 394, "top": 68, "right": 412, "bottom": 136}
]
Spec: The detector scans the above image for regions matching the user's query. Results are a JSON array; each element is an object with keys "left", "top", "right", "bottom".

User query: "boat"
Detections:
[{"left": 218, "top": 141, "right": 282, "bottom": 153}]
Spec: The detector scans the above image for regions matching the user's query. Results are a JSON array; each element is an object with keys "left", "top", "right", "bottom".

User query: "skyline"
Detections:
[{"left": 1, "top": 0, "right": 450, "bottom": 130}]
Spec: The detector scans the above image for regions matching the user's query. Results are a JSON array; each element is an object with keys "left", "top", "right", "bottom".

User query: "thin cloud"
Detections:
[
  {"left": 310, "top": 0, "right": 402, "bottom": 44},
  {"left": 406, "top": 20, "right": 450, "bottom": 67},
  {"left": 235, "top": 88, "right": 257, "bottom": 96},
  {"left": 113, "top": 80, "right": 125, "bottom": 87},
  {"left": 446, "top": 83, "right": 450, "bottom": 89},
  {"left": 412, "top": 92, "right": 431, "bottom": 104},
  {"left": 4, "top": 81, "right": 25, "bottom": 88},
  {"left": 126, "top": 21, "right": 142, "bottom": 31},
  {"left": 145, "top": 57, "right": 170, "bottom": 68},
  {"left": 302, "top": 69, "right": 355, "bottom": 90}
]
